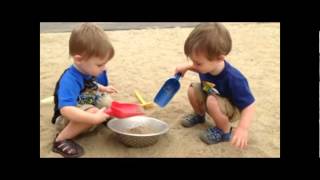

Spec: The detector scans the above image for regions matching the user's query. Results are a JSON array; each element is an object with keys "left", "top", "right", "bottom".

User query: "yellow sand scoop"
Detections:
[{"left": 134, "top": 90, "right": 153, "bottom": 109}]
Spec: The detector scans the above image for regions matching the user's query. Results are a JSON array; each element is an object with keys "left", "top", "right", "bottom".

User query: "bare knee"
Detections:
[
  {"left": 206, "top": 95, "right": 219, "bottom": 109},
  {"left": 86, "top": 107, "right": 99, "bottom": 113}
]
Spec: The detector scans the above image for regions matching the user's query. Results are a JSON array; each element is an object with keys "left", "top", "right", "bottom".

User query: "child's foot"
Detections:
[
  {"left": 181, "top": 114, "right": 205, "bottom": 127},
  {"left": 200, "top": 127, "right": 232, "bottom": 144},
  {"left": 52, "top": 134, "right": 84, "bottom": 158}
]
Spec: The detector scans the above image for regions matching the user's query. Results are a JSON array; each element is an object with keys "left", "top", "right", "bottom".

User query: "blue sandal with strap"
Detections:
[
  {"left": 200, "top": 127, "right": 233, "bottom": 144},
  {"left": 181, "top": 114, "right": 205, "bottom": 127}
]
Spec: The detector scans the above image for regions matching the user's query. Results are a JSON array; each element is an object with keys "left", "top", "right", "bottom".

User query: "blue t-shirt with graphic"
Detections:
[
  {"left": 199, "top": 60, "right": 255, "bottom": 110},
  {"left": 57, "top": 65, "right": 108, "bottom": 109}
]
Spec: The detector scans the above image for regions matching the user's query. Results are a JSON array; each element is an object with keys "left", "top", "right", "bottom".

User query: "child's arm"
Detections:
[
  {"left": 60, "top": 106, "right": 109, "bottom": 125},
  {"left": 175, "top": 63, "right": 198, "bottom": 76},
  {"left": 231, "top": 103, "right": 255, "bottom": 149}
]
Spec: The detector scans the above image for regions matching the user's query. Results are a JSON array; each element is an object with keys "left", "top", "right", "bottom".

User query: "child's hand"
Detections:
[
  {"left": 175, "top": 64, "right": 191, "bottom": 77},
  {"left": 99, "top": 85, "right": 118, "bottom": 94},
  {"left": 231, "top": 126, "right": 248, "bottom": 149},
  {"left": 93, "top": 107, "right": 109, "bottom": 124}
]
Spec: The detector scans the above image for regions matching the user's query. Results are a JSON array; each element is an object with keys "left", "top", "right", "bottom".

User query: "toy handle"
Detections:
[
  {"left": 135, "top": 90, "right": 146, "bottom": 104},
  {"left": 174, "top": 73, "right": 182, "bottom": 80}
]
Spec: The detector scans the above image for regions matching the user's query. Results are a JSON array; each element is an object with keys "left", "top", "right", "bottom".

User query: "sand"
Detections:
[
  {"left": 40, "top": 23, "right": 280, "bottom": 157},
  {"left": 125, "top": 125, "right": 156, "bottom": 134}
]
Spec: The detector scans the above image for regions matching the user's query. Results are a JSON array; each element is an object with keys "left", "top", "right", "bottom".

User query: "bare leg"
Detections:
[
  {"left": 188, "top": 84, "right": 206, "bottom": 116},
  {"left": 56, "top": 107, "right": 99, "bottom": 142},
  {"left": 206, "top": 95, "right": 230, "bottom": 133}
]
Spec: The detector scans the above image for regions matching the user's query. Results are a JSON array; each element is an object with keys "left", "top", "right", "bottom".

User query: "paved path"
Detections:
[{"left": 40, "top": 22, "right": 200, "bottom": 33}]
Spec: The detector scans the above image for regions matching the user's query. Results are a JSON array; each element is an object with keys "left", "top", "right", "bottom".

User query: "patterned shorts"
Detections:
[{"left": 55, "top": 92, "right": 113, "bottom": 132}]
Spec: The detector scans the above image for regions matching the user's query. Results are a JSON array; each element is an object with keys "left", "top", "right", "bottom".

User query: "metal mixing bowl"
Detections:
[{"left": 107, "top": 116, "right": 169, "bottom": 147}]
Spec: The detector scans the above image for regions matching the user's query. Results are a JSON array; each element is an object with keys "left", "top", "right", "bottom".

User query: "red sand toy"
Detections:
[{"left": 105, "top": 101, "right": 144, "bottom": 118}]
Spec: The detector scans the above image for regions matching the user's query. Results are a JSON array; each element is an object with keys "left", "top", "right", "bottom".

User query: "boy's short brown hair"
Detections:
[
  {"left": 184, "top": 23, "right": 232, "bottom": 60},
  {"left": 69, "top": 23, "right": 114, "bottom": 60}
]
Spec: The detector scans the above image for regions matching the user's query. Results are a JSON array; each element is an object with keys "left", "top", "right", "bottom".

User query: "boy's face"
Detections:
[
  {"left": 74, "top": 54, "right": 110, "bottom": 76},
  {"left": 189, "top": 52, "right": 225, "bottom": 74}
]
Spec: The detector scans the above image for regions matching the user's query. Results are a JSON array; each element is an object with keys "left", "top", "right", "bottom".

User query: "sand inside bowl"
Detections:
[{"left": 126, "top": 125, "right": 156, "bottom": 134}]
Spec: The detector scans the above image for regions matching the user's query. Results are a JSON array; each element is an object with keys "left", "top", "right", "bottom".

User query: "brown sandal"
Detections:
[{"left": 52, "top": 135, "right": 84, "bottom": 158}]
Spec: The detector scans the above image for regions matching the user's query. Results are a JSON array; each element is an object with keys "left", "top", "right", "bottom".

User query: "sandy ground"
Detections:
[{"left": 40, "top": 23, "right": 280, "bottom": 157}]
